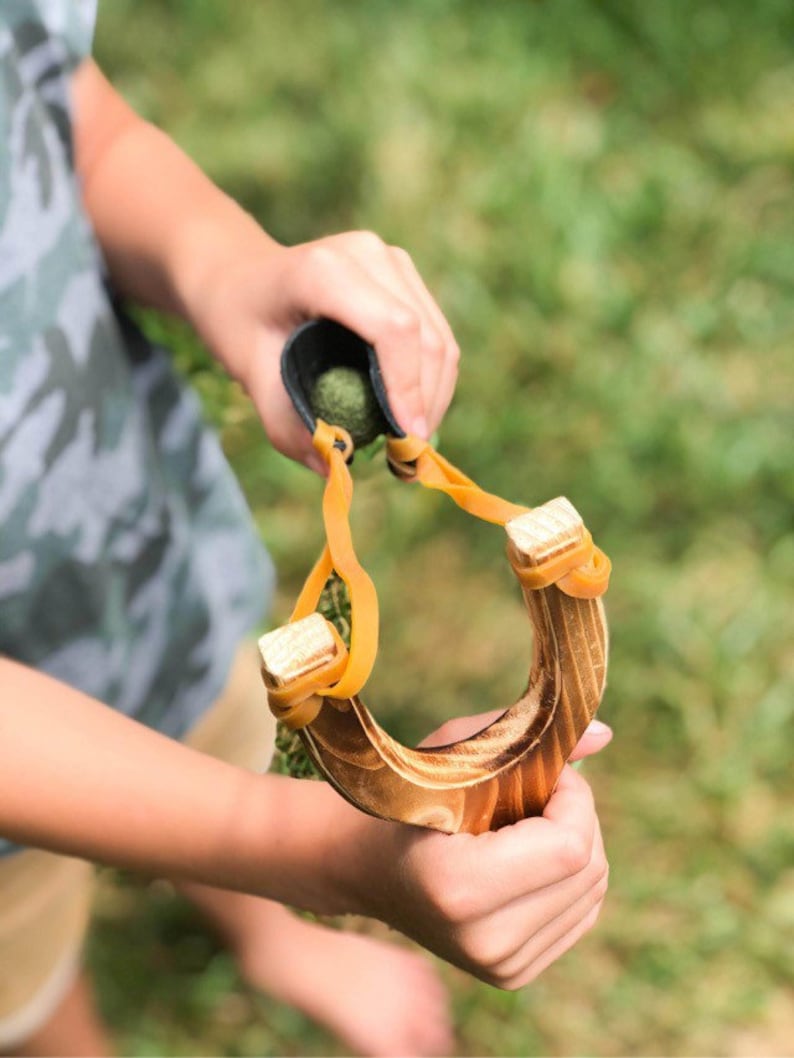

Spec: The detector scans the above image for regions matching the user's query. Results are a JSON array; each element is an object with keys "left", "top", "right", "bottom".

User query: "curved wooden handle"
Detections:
[{"left": 259, "top": 497, "right": 608, "bottom": 834}]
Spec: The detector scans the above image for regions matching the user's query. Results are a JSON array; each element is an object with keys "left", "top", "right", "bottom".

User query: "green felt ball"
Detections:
[{"left": 310, "top": 365, "right": 383, "bottom": 448}]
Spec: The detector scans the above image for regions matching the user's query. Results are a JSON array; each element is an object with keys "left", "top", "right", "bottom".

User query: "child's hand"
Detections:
[
  {"left": 332, "top": 720, "right": 611, "bottom": 990},
  {"left": 186, "top": 230, "right": 460, "bottom": 472},
  {"left": 368, "top": 764, "right": 607, "bottom": 989}
]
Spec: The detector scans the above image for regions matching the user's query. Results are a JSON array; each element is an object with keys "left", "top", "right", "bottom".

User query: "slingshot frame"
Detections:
[{"left": 259, "top": 495, "right": 608, "bottom": 835}]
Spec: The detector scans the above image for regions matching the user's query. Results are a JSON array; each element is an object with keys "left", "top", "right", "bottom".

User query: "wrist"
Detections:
[
  {"left": 312, "top": 787, "right": 399, "bottom": 920},
  {"left": 167, "top": 204, "right": 280, "bottom": 372},
  {"left": 227, "top": 771, "right": 398, "bottom": 919}
]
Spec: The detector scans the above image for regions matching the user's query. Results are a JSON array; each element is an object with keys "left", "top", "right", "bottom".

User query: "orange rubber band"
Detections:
[
  {"left": 510, "top": 529, "right": 611, "bottom": 598},
  {"left": 386, "top": 435, "right": 529, "bottom": 525},
  {"left": 273, "top": 424, "right": 610, "bottom": 728},
  {"left": 558, "top": 545, "right": 611, "bottom": 599},
  {"left": 287, "top": 421, "right": 379, "bottom": 704}
]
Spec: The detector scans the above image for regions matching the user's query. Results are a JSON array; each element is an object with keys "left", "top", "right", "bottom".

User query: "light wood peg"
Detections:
[
  {"left": 259, "top": 613, "right": 338, "bottom": 690},
  {"left": 506, "top": 496, "right": 584, "bottom": 565}
]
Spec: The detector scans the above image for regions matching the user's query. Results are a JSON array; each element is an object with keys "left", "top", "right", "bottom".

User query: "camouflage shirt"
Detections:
[{"left": 0, "top": 0, "right": 275, "bottom": 856}]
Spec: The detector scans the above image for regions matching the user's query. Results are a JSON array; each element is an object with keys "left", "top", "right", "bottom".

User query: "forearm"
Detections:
[
  {"left": 72, "top": 60, "right": 271, "bottom": 358},
  {"left": 0, "top": 658, "right": 372, "bottom": 914}
]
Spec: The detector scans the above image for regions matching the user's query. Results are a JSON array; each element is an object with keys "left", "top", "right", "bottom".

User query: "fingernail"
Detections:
[
  {"left": 411, "top": 415, "right": 429, "bottom": 438},
  {"left": 587, "top": 719, "right": 612, "bottom": 737}
]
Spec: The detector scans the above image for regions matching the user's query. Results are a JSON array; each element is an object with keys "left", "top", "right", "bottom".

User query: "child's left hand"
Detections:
[{"left": 186, "top": 230, "right": 460, "bottom": 474}]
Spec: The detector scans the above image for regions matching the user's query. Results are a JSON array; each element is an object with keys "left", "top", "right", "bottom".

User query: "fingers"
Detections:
[
  {"left": 517, "top": 827, "right": 608, "bottom": 985},
  {"left": 568, "top": 718, "right": 613, "bottom": 762},
  {"left": 403, "top": 764, "right": 599, "bottom": 921},
  {"left": 244, "top": 325, "right": 321, "bottom": 470},
  {"left": 384, "top": 762, "right": 608, "bottom": 990},
  {"left": 491, "top": 765, "right": 598, "bottom": 895},
  {"left": 289, "top": 233, "right": 459, "bottom": 438},
  {"left": 477, "top": 818, "right": 608, "bottom": 988},
  {"left": 241, "top": 232, "right": 458, "bottom": 470},
  {"left": 401, "top": 775, "right": 608, "bottom": 988},
  {"left": 386, "top": 246, "right": 459, "bottom": 433},
  {"left": 189, "top": 228, "right": 459, "bottom": 471},
  {"left": 499, "top": 880, "right": 608, "bottom": 989}
]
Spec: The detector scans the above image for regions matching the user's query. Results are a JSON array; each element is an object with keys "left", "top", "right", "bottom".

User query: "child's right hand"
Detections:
[
  {"left": 0, "top": 657, "right": 608, "bottom": 991},
  {"left": 336, "top": 719, "right": 611, "bottom": 989}
]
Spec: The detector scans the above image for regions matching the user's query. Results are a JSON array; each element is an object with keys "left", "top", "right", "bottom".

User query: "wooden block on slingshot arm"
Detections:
[{"left": 259, "top": 496, "right": 608, "bottom": 835}]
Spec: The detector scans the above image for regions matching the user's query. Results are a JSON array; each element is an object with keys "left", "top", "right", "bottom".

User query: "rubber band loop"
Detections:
[
  {"left": 510, "top": 530, "right": 612, "bottom": 599},
  {"left": 277, "top": 420, "right": 379, "bottom": 714},
  {"left": 558, "top": 545, "right": 611, "bottom": 599}
]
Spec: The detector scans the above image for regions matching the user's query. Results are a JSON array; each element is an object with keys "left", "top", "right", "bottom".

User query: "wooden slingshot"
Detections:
[{"left": 259, "top": 320, "right": 611, "bottom": 835}]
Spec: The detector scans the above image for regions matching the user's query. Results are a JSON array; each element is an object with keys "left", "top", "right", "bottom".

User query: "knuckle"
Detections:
[
  {"left": 304, "top": 242, "right": 338, "bottom": 274},
  {"left": 593, "top": 869, "right": 610, "bottom": 904},
  {"left": 462, "top": 927, "right": 512, "bottom": 973},
  {"left": 483, "top": 955, "right": 527, "bottom": 991},
  {"left": 351, "top": 229, "right": 386, "bottom": 254},
  {"left": 387, "top": 306, "right": 422, "bottom": 339},
  {"left": 421, "top": 326, "right": 446, "bottom": 360},
  {"left": 390, "top": 245, "right": 413, "bottom": 267},
  {"left": 416, "top": 861, "right": 473, "bottom": 924},
  {"left": 438, "top": 879, "right": 477, "bottom": 925},
  {"left": 499, "top": 972, "right": 528, "bottom": 993},
  {"left": 585, "top": 847, "right": 608, "bottom": 886},
  {"left": 510, "top": 963, "right": 540, "bottom": 989},
  {"left": 560, "top": 828, "right": 592, "bottom": 875}
]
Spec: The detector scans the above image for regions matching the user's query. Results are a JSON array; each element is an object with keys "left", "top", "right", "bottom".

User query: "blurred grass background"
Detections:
[{"left": 91, "top": 1, "right": 793, "bottom": 1054}]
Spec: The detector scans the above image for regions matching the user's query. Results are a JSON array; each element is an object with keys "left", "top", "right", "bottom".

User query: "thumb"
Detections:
[
  {"left": 568, "top": 719, "right": 613, "bottom": 762},
  {"left": 421, "top": 713, "right": 613, "bottom": 762}
]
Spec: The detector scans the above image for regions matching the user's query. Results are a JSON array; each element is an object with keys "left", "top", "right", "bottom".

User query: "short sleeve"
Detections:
[{"left": 33, "top": 0, "right": 97, "bottom": 62}]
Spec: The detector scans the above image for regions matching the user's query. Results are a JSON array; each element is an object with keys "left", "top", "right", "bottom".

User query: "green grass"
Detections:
[{"left": 91, "top": 1, "right": 793, "bottom": 1054}]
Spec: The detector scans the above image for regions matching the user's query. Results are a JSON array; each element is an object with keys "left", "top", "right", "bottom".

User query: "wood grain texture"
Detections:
[
  {"left": 260, "top": 613, "right": 338, "bottom": 688},
  {"left": 259, "top": 496, "right": 608, "bottom": 834}
]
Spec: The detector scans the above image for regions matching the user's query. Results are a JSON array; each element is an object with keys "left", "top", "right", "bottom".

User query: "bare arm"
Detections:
[
  {"left": 0, "top": 657, "right": 610, "bottom": 988},
  {"left": 71, "top": 60, "right": 269, "bottom": 322},
  {"left": 0, "top": 658, "right": 358, "bottom": 912}
]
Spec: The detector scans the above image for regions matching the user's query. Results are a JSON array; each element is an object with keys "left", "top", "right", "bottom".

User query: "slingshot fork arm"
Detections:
[{"left": 259, "top": 497, "right": 608, "bottom": 834}]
